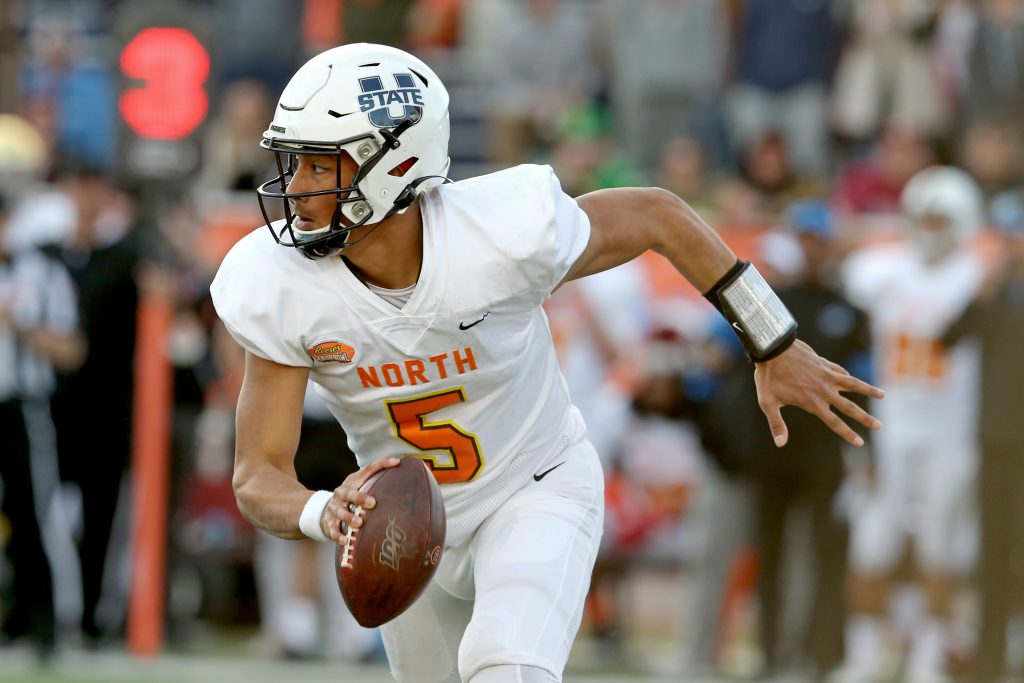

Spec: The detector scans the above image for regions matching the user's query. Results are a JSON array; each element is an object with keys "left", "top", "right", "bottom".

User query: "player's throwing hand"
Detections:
[{"left": 319, "top": 457, "right": 402, "bottom": 543}]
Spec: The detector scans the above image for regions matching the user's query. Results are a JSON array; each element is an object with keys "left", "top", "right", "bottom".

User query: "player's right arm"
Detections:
[
  {"left": 232, "top": 351, "right": 397, "bottom": 541},
  {"left": 231, "top": 352, "right": 309, "bottom": 539}
]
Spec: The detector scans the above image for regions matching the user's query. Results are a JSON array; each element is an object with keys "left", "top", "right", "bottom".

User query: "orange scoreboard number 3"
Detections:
[{"left": 119, "top": 27, "right": 210, "bottom": 141}]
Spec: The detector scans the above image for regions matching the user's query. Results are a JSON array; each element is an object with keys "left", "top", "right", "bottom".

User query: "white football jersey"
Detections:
[
  {"left": 842, "top": 242, "right": 983, "bottom": 438},
  {"left": 212, "top": 164, "right": 592, "bottom": 546}
]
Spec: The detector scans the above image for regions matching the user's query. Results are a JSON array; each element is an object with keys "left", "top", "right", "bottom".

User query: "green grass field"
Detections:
[
  {"left": 0, "top": 649, "right": 692, "bottom": 683},
  {"left": 0, "top": 570, "right": 707, "bottom": 682},
  {"left": 0, "top": 649, "right": 387, "bottom": 683}
]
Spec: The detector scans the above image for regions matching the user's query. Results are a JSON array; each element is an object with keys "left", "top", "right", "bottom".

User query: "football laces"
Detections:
[{"left": 338, "top": 505, "right": 365, "bottom": 569}]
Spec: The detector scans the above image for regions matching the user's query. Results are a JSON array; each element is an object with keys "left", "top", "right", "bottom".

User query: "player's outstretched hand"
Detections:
[
  {"left": 753, "top": 340, "right": 884, "bottom": 448},
  {"left": 320, "top": 457, "right": 402, "bottom": 544}
]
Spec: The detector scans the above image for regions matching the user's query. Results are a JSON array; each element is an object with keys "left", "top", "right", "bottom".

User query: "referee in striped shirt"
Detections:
[{"left": 0, "top": 191, "right": 84, "bottom": 658}]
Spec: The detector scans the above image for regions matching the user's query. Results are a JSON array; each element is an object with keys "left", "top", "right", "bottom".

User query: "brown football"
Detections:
[{"left": 335, "top": 457, "right": 446, "bottom": 628}]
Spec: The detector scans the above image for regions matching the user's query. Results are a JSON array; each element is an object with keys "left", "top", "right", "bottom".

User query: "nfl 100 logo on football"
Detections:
[
  {"left": 378, "top": 513, "right": 420, "bottom": 571},
  {"left": 357, "top": 74, "right": 424, "bottom": 129}
]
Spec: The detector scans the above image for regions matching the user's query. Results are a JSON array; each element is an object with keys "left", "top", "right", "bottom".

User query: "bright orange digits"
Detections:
[
  {"left": 890, "top": 334, "right": 946, "bottom": 380},
  {"left": 119, "top": 28, "right": 210, "bottom": 140},
  {"left": 385, "top": 388, "right": 484, "bottom": 484}
]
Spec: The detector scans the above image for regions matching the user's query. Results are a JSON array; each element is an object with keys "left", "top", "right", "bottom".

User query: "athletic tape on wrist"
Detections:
[
  {"left": 299, "top": 490, "right": 333, "bottom": 543},
  {"left": 703, "top": 259, "right": 798, "bottom": 362}
]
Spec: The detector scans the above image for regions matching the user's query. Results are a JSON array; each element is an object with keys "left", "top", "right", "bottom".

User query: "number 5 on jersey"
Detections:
[{"left": 385, "top": 388, "right": 485, "bottom": 484}]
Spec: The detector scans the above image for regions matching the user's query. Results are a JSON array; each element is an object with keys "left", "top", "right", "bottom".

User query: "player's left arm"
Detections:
[{"left": 566, "top": 187, "right": 884, "bottom": 447}]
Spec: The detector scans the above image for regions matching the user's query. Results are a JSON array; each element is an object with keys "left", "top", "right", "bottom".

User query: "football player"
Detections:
[
  {"left": 211, "top": 44, "right": 883, "bottom": 683},
  {"left": 833, "top": 166, "right": 986, "bottom": 683}
]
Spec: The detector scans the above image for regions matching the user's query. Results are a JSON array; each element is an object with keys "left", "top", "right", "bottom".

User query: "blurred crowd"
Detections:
[{"left": 2, "top": 1, "right": 1024, "bottom": 682}]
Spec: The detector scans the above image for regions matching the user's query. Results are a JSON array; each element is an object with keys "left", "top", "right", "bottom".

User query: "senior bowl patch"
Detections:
[{"left": 308, "top": 340, "right": 357, "bottom": 363}]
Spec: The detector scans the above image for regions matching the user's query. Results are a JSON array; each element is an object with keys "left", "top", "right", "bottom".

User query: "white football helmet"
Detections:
[
  {"left": 257, "top": 43, "right": 451, "bottom": 258},
  {"left": 901, "top": 166, "right": 983, "bottom": 262}
]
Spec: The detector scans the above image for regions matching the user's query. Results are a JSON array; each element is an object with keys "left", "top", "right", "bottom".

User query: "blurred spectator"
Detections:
[
  {"left": 962, "top": 0, "right": 1024, "bottom": 130},
  {"left": 833, "top": 124, "right": 935, "bottom": 217},
  {"left": 148, "top": 197, "right": 246, "bottom": 641},
  {"left": 753, "top": 203, "right": 871, "bottom": 679},
  {"left": 215, "top": 0, "right": 303, "bottom": 93},
  {"left": 626, "top": 334, "right": 704, "bottom": 552},
  {"left": 941, "top": 191, "right": 1024, "bottom": 683},
  {"left": 487, "top": 0, "right": 595, "bottom": 166},
  {"left": 179, "top": 402, "right": 249, "bottom": 621},
  {"left": 737, "top": 132, "right": 822, "bottom": 219},
  {"left": 960, "top": 116, "right": 1024, "bottom": 200},
  {"left": 303, "top": 0, "right": 345, "bottom": 54},
  {"left": 545, "top": 260, "right": 651, "bottom": 468},
  {"left": 44, "top": 166, "right": 141, "bottom": 644},
  {"left": 596, "top": 0, "right": 730, "bottom": 172},
  {"left": 455, "top": 0, "right": 515, "bottom": 79},
  {"left": 174, "top": 317, "right": 251, "bottom": 629},
  {"left": 0, "top": 190, "right": 84, "bottom": 659},
  {"left": 834, "top": 167, "right": 985, "bottom": 683},
  {"left": 656, "top": 136, "right": 716, "bottom": 217},
  {"left": 18, "top": 14, "right": 117, "bottom": 171},
  {"left": 831, "top": 0, "right": 950, "bottom": 142},
  {"left": 727, "top": 0, "right": 845, "bottom": 174},
  {"left": 199, "top": 80, "right": 276, "bottom": 193},
  {"left": 681, "top": 240, "right": 813, "bottom": 675},
  {"left": 710, "top": 177, "right": 769, "bottom": 232},
  {"left": 549, "top": 105, "right": 647, "bottom": 197},
  {"left": 406, "top": 0, "right": 463, "bottom": 53},
  {"left": 588, "top": 328, "right": 704, "bottom": 664},
  {"left": 931, "top": 0, "right": 979, "bottom": 111},
  {"left": 682, "top": 300, "right": 767, "bottom": 676},
  {"left": 308, "top": 0, "right": 460, "bottom": 55},
  {"left": 545, "top": 262, "right": 651, "bottom": 663},
  {"left": 340, "top": 0, "right": 416, "bottom": 47}
]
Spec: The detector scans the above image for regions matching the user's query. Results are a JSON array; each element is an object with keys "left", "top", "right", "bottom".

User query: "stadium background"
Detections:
[{"left": 1, "top": 0, "right": 1023, "bottom": 682}]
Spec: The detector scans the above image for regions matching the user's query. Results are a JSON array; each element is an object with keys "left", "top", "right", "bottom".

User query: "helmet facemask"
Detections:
[{"left": 258, "top": 123, "right": 416, "bottom": 259}]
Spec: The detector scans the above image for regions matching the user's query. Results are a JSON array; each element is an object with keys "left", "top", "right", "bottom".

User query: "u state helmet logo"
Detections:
[{"left": 356, "top": 73, "right": 424, "bottom": 129}]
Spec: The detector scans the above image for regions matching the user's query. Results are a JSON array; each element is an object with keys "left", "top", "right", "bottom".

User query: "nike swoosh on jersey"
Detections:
[
  {"left": 533, "top": 461, "right": 565, "bottom": 482},
  {"left": 459, "top": 312, "right": 490, "bottom": 330}
]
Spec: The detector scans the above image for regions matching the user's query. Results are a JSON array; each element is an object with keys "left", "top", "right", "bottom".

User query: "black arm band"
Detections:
[{"left": 703, "top": 259, "right": 798, "bottom": 362}]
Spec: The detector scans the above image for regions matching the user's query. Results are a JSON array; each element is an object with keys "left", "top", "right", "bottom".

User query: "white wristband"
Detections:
[{"left": 299, "top": 490, "right": 333, "bottom": 543}]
